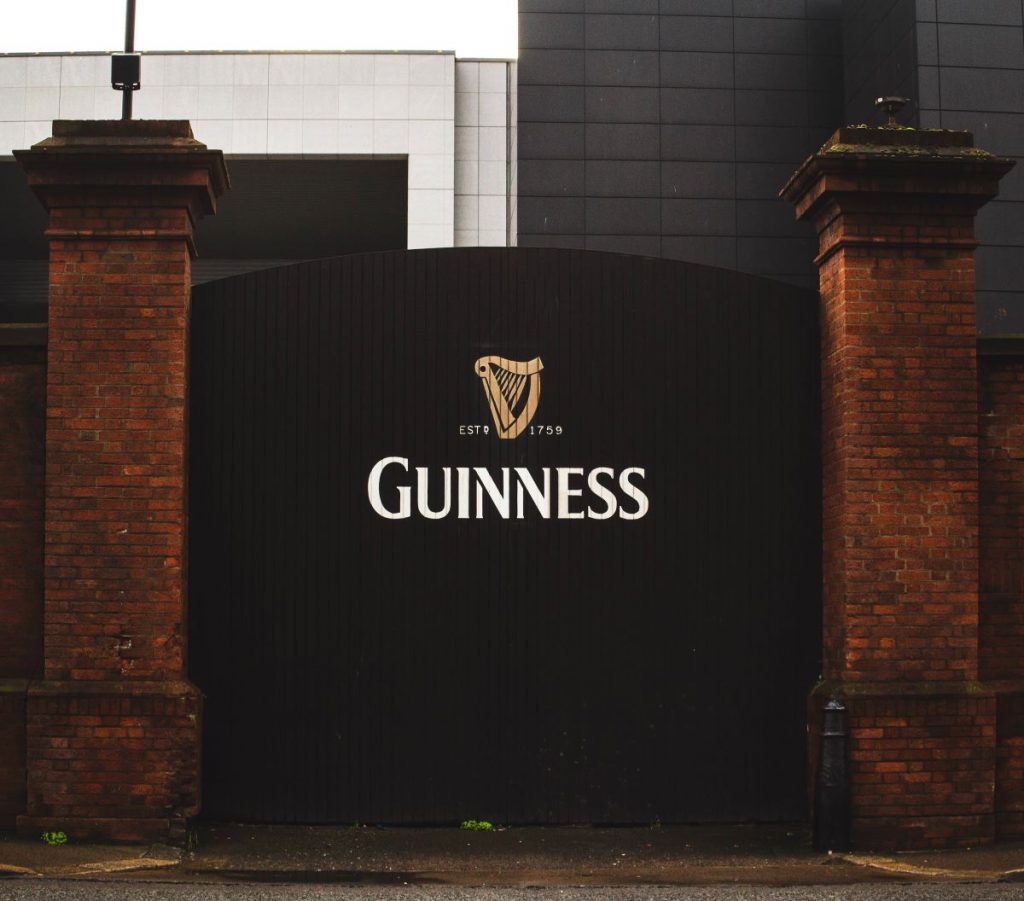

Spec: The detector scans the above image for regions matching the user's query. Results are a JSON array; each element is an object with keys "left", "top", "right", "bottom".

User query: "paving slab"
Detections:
[{"left": 0, "top": 831, "right": 179, "bottom": 878}]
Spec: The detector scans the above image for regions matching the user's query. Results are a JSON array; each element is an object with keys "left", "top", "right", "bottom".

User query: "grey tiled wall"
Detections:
[
  {"left": 917, "top": 0, "right": 1024, "bottom": 335},
  {"left": 517, "top": 0, "right": 845, "bottom": 289},
  {"left": 842, "top": 0, "right": 918, "bottom": 124},
  {"left": 843, "top": 0, "right": 1024, "bottom": 334}
]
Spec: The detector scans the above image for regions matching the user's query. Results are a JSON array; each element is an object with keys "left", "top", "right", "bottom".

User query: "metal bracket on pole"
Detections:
[{"left": 111, "top": 0, "right": 140, "bottom": 120}]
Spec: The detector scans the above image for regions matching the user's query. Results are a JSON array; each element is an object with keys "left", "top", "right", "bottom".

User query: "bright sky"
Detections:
[{"left": 1, "top": 0, "right": 518, "bottom": 58}]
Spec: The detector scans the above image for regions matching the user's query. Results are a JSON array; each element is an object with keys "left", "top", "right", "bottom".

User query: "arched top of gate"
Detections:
[{"left": 191, "top": 247, "right": 818, "bottom": 309}]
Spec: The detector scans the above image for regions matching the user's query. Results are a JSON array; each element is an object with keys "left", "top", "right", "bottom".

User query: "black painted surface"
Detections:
[
  {"left": 0, "top": 161, "right": 47, "bottom": 260},
  {"left": 189, "top": 247, "right": 821, "bottom": 825}
]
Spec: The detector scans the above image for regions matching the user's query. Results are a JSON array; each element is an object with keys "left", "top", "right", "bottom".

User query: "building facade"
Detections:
[
  {"left": 0, "top": 50, "right": 517, "bottom": 319},
  {"left": 517, "top": 0, "right": 1024, "bottom": 334},
  {"left": 1, "top": 0, "right": 1024, "bottom": 850},
  {"left": 2, "top": 2, "right": 1022, "bottom": 328}
]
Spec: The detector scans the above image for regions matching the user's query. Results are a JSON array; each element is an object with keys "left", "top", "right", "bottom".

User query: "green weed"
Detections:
[{"left": 460, "top": 819, "right": 495, "bottom": 831}]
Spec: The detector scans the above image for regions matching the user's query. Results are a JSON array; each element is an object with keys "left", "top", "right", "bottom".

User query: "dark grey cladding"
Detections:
[
  {"left": 584, "top": 123, "right": 660, "bottom": 159},
  {"left": 935, "top": 0, "right": 1023, "bottom": 27},
  {"left": 659, "top": 16, "right": 733, "bottom": 52},
  {"left": 585, "top": 15, "right": 659, "bottom": 50},
  {"left": 519, "top": 0, "right": 1024, "bottom": 331},
  {"left": 517, "top": 160, "right": 586, "bottom": 197},
  {"left": 585, "top": 86, "right": 660, "bottom": 122},
  {"left": 661, "top": 125, "right": 735, "bottom": 161},
  {"left": 937, "top": 23, "right": 1024, "bottom": 69},
  {"left": 519, "top": 13, "right": 584, "bottom": 49},
  {"left": 519, "top": 122, "right": 585, "bottom": 158},
  {"left": 587, "top": 160, "right": 660, "bottom": 197},
  {"left": 517, "top": 0, "right": 845, "bottom": 289},
  {"left": 662, "top": 162, "right": 735, "bottom": 199},
  {"left": 843, "top": 0, "right": 1024, "bottom": 334},
  {"left": 519, "top": 85, "right": 586, "bottom": 121}
]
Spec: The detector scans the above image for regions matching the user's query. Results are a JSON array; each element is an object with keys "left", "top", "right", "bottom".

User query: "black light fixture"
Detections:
[
  {"left": 875, "top": 95, "right": 910, "bottom": 127},
  {"left": 111, "top": 0, "right": 140, "bottom": 120}
]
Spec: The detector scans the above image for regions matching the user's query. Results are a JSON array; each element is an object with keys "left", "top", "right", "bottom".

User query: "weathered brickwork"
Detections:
[
  {"left": 23, "top": 684, "right": 200, "bottom": 842},
  {"left": 12, "top": 120, "right": 226, "bottom": 843},
  {"left": 44, "top": 238, "right": 190, "bottom": 682},
  {"left": 784, "top": 127, "right": 1015, "bottom": 849},
  {"left": 819, "top": 243, "right": 981, "bottom": 685},
  {"left": 847, "top": 694, "right": 996, "bottom": 848}
]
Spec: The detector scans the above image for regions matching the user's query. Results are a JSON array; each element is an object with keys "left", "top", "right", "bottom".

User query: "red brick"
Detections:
[
  {"left": 12, "top": 120, "right": 226, "bottom": 845},
  {"left": 784, "top": 126, "right": 1014, "bottom": 849}
]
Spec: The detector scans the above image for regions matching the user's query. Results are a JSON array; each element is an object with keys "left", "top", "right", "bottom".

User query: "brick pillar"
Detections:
[
  {"left": 782, "top": 127, "right": 1014, "bottom": 849},
  {"left": 14, "top": 120, "right": 228, "bottom": 843}
]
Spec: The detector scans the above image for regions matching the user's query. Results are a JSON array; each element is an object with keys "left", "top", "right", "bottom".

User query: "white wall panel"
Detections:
[{"left": 3, "top": 51, "right": 515, "bottom": 250}]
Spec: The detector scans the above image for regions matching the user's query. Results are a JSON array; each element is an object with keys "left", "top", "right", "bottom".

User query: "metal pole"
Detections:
[{"left": 122, "top": 0, "right": 137, "bottom": 120}]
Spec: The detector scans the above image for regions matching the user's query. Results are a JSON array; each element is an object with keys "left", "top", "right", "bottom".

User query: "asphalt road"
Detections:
[{"left": 3, "top": 882, "right": 1024, "bottom": 900}]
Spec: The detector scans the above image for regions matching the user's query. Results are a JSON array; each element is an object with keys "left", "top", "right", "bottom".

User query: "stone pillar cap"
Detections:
[
  {"left": 50, "top": 118, "right": 201, "bottom": 142},
  {"left": 14, "top": 119, "right": 229, "bottom": 215},
  {"left": 780, "top": 124, "right": 1015, "bottom": 220}
]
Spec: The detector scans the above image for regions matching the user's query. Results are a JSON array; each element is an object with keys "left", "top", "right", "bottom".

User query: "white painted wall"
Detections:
[{"left": 0, "top": 51, "right": 515, "bottom": 250}]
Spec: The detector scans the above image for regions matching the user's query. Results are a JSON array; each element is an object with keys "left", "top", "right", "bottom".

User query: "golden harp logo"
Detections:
[{"left": 475, "top": 355, "right": 544, "bottom": 440}]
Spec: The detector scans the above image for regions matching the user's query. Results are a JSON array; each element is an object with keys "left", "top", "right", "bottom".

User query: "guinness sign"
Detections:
[
  {"left": 368, "top": 457, "right": 648, "bottom": 520},
  {"left": 368, "top": 354, "right": 648, "bottom": 520}
]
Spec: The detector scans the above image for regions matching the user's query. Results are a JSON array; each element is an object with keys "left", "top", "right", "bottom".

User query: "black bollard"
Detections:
[{"left": 813, "top": 698, "right": 850, "bottom": 851}]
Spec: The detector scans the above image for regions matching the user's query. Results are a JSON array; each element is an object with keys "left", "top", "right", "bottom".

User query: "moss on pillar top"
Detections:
[
  {"left": 779, "top": 122, "right": 1015, "bottom": 221},
  {"left": 819, "top": 124, "right": 996, "bottom": 160}
]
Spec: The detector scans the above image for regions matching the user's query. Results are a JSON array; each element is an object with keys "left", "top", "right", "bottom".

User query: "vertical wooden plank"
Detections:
[{"left": 189, "top": 248, "right": 822, "bottom": 824}]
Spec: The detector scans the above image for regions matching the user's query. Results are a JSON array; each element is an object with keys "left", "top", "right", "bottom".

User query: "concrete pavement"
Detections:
[
  {"left": 3, "top": 824, "right": 1024, "bottom": 887},
  {"left": 6, "top": 883, "right": 1024, "bottom": 901}
]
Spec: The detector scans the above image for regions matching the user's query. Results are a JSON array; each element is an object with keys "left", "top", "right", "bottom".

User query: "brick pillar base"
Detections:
[
  {"left": 810, "top": 683, "right": 996, "bottom": 848},
  {"left": 14, "top": 121, "right": 227, "bottom": 843},
  {"left": 18, "top": 682, "right": 201, "bottom": 843},
  {"left": 783, "top": 127, "right": 1014, "bottom": 849}
]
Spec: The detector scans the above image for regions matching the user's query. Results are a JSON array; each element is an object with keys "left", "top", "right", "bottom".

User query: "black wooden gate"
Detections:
[{"left": 189, "top": 248, "right": 820, "bottom": 824}]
